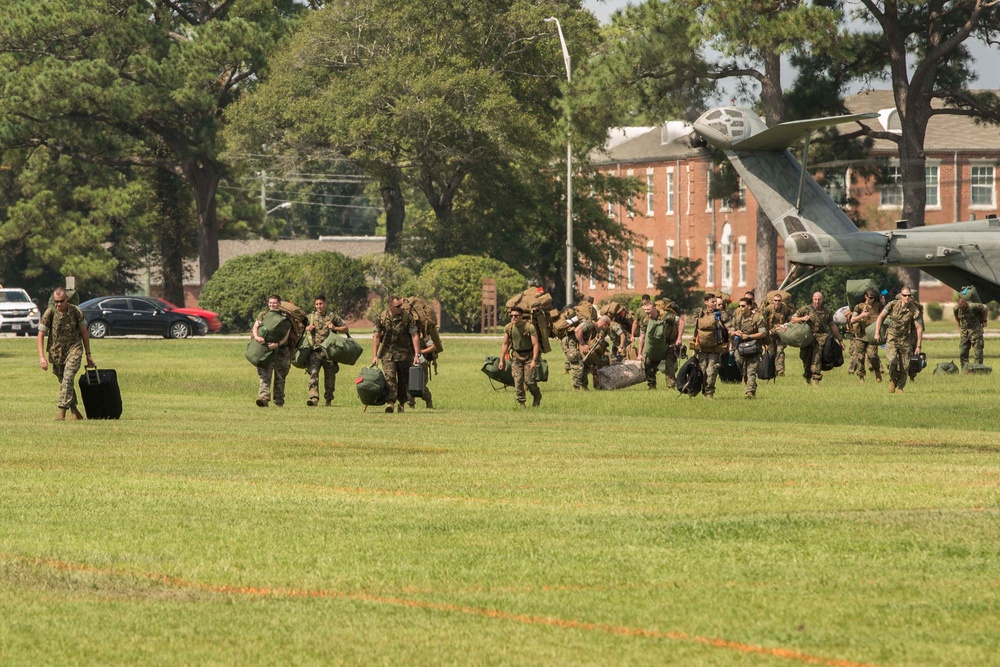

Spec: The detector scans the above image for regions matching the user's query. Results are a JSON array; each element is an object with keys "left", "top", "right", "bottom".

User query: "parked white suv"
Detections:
[{"left": 0, "top": 288, "right": 41, "bottom": 336}]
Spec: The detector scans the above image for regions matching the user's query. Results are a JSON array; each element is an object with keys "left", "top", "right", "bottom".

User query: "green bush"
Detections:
[
  {"left": 200, "top": 250, "right": 368, "bottom": 331},
  {"left": 418, "top": 255, "right": 527, "bottom": 332},
  {"left": 925, "top": 301, "right": 944, "bottom": 321},
  {"left": 598, "top": 293, "right": 643, "bottom": 313}
]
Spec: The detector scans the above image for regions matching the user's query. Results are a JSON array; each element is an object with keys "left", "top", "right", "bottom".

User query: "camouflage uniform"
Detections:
[
  {"left": 762, "top": 300, "right": 792, "bottom": 376},
  {"left": 955, "top": 302, "right": 988, "bottom": 366},
  {"left": 506, "top": 321, "right": 541, "bottom": 406},
  {"left": 694, "top": 309, "right": 730, "bottom": 398},
  {"left": 306, "top": 310, "right": 345, "bottom": 404},
  {"left": 848, "top": 302, "right": 882, "bottom": 381},
  {"left": 566, "top": 319, "right": 597, "bottom": 389},
  {"left": 408, "top": 333, "right": 435, "bottom": 408},
  {"left": 793, "top": 304, "right": 835, "bottom": 384},
  {"left": 609, "top": 320, "right": 629, "bottom": 360},
  {"left": 882, "top": 299, "right": 921, "bottom": 391},
  {"left": 255, "top": 309, "right": 292, "bottom": 406},
  {"left": 39, "top": 304, "right": 86, "bottom": 410},
  {"left": 731, "top": 308, "right": 766, "bottom": 397},
  {"left": 640, "top": 308, "right": 681, "bottom": 389},
  {"left": 374, "top": 307, "right": 418, "bottom": 407}
]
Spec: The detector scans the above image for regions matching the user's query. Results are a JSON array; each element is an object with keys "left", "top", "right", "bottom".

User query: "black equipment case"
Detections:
[
  {"left": 408, "top": 364, "right": 427, "bottom": 397},
  {"left": 78, "top": 366, "right": 123, "bottom": 419}
]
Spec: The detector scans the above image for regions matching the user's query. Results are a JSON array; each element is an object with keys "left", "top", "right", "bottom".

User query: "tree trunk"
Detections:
[
  {"left": 755, "top": 49, "right": 785, "bottom": 294},
  {"left": 380, "top": 178, "right": 406, "bottom": 254},
  {"left": 155, "top": 167, "right": 187, "bottom": 305},
  {"left": 182, "top": 159, "right": 222, "bottom": 286}
]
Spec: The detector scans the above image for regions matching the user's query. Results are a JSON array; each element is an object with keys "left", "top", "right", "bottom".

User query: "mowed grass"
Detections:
[{"left": 1, "top": 332, "right": 998, "bottom": 666}]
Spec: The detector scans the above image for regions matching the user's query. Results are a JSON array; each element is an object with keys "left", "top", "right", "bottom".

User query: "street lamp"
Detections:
[
  {"left": 265, "top": 201, "right": 292, "bottom": 216},
  {"left": 544, "top": 17, "right": 573, "bottom": 306}
]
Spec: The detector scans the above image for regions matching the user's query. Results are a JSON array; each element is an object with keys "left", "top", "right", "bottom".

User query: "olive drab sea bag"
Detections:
[
  {"left": 643, "top": 318, "right": 669, "bottom": 363},
  {"left": 355, "top": 363, "right": 388, "bottom": 407},
  {"left": 321, "top": 333, "right": 364, "bottom": 365},
  {"left": 481, "top": 356, "right": 515, "bottom": 389},
  {"left": 777, "top": 322, "right": 814, "bottom": 348},
  {"left": 291, "top": 333, "right": 313, "bottom": 369}
]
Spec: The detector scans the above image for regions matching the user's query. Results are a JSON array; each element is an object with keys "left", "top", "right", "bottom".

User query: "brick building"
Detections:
[{"left": 585, "top": 90, "right": 1000, "bottom": 304}]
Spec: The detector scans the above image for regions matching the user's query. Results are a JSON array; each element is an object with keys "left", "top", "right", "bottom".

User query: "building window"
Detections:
[
  {"left": 722, "top": 243, "right": 732, "bottom": 287},
  {"left": 627, "top": 249, "right": 635, "bottom": 289},
  {"left": 705, "top": 239, "right": 715, "bottom": 287},
  {"left": 880, "top": 164, "right": 902, "bottom": 208},
  {"left": 666, "top": 240, "right": 674, "bottom": 261},
  {"left": 646, "top": 172, "right": 655, "bottom": 216},
  {"left": 666, "top": 170, "right": 675, "bottom": 214},
  {"left": 706, "top": 170, "right": 713, "bottom": 212},
  {"left": 607, "top": 256, "right": 616, "bottom": 289},
  {"left": 607, "top": 196, "right": 614, "bottom": 218},
  {"left": 738, "top": 240, "right": 747, "bottom": 286},
  {"left": 925, "top": 165, "right": 939, "bottom": 208},
  {"left": 589, "top": 269, "right": 596, "bottom": 290},
  {"left": 971, "top": 165, "right": 995, "bottom": 208},
  {"left": 647, "top": 242, "right": 655, "bottom": 288},
  {"left": 824, "top": 170, "right": 848, "bottom": 206}
]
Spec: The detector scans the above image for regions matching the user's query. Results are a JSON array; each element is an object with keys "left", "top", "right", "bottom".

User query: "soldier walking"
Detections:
[
  {"left": 37, "top": 287, "right": 93, "bottom": 420},
  {"left": 846, "top": 288, "right": 883, "bottom": 382},
  {"left": 762, "top": 293, "right": 792, "bottom": 376},
  {"left": 372, "top": 296, "right": 420, "bottom": 413},
  {"left": 498, "top": 306, "right": 542, "bottom": 409},
  {"left": 305, "top": 295, "right": 349, "bottom": 406},
  {"left": 730, "top": 296, "right": 767, "bottom": 399},
  {"left": 954, "top": 297, "right": 988, "bottom": 367},
  {"left": 251, "top": 294, "right": 292, "bottom": 407},
  {"left": 790, "top": 291, "right": 843, "bottom": 387},
  {"left": 874, "top": 289, "right": 923, "bottom": 394}
]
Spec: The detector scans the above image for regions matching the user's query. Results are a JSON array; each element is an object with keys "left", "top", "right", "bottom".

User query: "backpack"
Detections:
[
  {"left": 676, "top": 356, "right": 704, "bottom": 397},
  {"left": 278, "top": 300, "right": 308, "bottom": 348},
  {"left": 551, "top": 308, "right": 582, "bottom": 339},
  {"left": 695, "top": 313, "right": 728, "bottom": 352},
  {"left": 758, "top": 351, "right": 776, "bottom": 380},
  {"left": 403, "top": 296, "right": 444, "bottom": 354},
  {"left": 505, "top": 287, "right": 554, "bottom": 353},
  {"left": 642, "top": 318, "right": 669, "bottom": 363},
  {"left": 821, "top": 335, "right": 844, "bottom": 371},
  {"left": 355, "top": 364, "right": 388, "bottom": 407}
]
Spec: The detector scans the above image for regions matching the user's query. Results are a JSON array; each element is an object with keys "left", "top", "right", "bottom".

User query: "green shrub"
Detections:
[
  {"left": 418, "top": 255, "right": 527, "bottom": 332},
  {"left": 200, "top": 250, "right": 367, "bottom": 331},
  {"left": 925, "top": 301, "right": 944, "bottom": 321},
  {"left": 598, "top": 293, "right": 643, "bottom": 313}
]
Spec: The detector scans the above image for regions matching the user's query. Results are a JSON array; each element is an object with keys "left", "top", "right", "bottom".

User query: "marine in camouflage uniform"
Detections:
[
  {"left": 761, "top": 295, "right": 793, "bottom": 376},
  {"left": 730, "top": 297, "right": 766, "bottom": 398},
  {"left": 791, "top": 291, "right": 842, "bottom": 386},
  {"left": 609, "top": 319, "right": 629, "bottom": 360},
  {"left": 874, "top": 289, "right": 923, "bottom": 393},
  {"left": 305, "top": 296, "right": 348, "bottom": 406},
  {"left": 252, "top": 295, "right": 292, "bottom": 407},
  {"left": 407, "top": 331, "right": 435, "bottom": 409},
  {"left": 567, "top": 317, "right": 610, "bottom": 390},
  {"left": 954, "top": 297, "right": 988, "bottom": 367},
  {"left": 372, "top": 296, "right": 420, "bottom": 413},
  {"left": 693, "top": 297, "right": 730, "bottom": 399},
  {"left": 846, "top": 291, "right": 883, "bottom": 382},
  {"left": 37, "top": 287, "right": 93, "bottom": 420},
  {"left": 499, "top": 307, "right": 541, "bottom": 408}
]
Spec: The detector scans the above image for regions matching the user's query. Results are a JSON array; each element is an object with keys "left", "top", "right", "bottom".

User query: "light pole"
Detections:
[
  {"left": 545, "top": 17, "right": 573, "bottom": 306},
  {"left": 265, "top": 201, "right": 292, "bottom": 216}
]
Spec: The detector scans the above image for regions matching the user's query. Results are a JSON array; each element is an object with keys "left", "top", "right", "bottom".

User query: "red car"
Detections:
[{"left": 151, "top": 298, "right": 222, "bottom": 333}]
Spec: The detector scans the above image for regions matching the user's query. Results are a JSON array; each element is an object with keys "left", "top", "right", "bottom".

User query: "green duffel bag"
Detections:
[
  {"left": 777, "top": 322, "right": 814, "bottom": 348},
  {"left": 355, "top": 364, "right": 388, "bottom": 406},
  {"left": 321, "top": 333, "right": 364, "bottom": 365},
  {"left": 244, "top": 340, "right": 274, "bottom": 368},
  {"left": 291, "top": 334, "right": 312, "bottom": 369},
  {"left": 963, "top": 362, "right": 992, "bottom": 375},
  {"left": 536, "top": 358, "right": 549, "bottom": 383},
  {"left": 259, "top": 310, "right": 292, "bottom": 344},
  {"left": 482, "top": 355, "right": 515, "bottom": 388},
  {"left": 643, "top": 318, "right": 669, "bottom": 363},
  {"left": 865, "top": 321, "right": 888, "bottom": 345}
]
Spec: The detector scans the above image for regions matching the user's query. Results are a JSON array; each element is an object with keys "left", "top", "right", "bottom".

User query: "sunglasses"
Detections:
[{"left": 54, "top": 299, "right": 66, "bottom": 304}]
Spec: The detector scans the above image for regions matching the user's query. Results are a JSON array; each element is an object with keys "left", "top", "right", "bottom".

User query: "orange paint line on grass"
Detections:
[{"left": 27, "top": 556, "right": 885, "bottom": 667}]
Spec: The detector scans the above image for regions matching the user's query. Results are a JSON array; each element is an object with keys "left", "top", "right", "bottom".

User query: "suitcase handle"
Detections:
[{"left": 85, "top": 364, "right": 102, "bottom": 385}]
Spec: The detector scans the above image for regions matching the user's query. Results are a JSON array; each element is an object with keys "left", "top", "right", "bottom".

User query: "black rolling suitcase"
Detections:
[
  {"left": 408, "top": 364, "right": 427, "bottom": 398},
  {"left": 79, "top": 366, "right": 123, "bottom": 419}
]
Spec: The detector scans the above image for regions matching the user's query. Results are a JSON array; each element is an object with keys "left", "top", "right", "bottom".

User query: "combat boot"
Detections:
[
  {"left": 256, "top": 397, "right": 269, "bottom": 408},
  {"left": 325, "top": 399, "right": 332, "bottom": 407},
  {"left": 888, "top": 381, "right": 896, "bottom": 394},
  {"left": 70, "top": 406, "right": 84, "bottom": 420},
  {"left": 425, "top": 397, "right": 434, "bottom": 409},
  {"left": 396, "top": 402, "right": 405, "bottom": 413},
  {"left": 55, "top": 408, "right": 66, "bottom": 421},
  {"left": 306, "top": 398, "right": 318, "bottom": 407},
  {"left": 385, "top": 405, "right": 394, "bottom": 413},
  {"left": 810, "top": 379, "right": 821, "bottom": 387},
  {"left": 531, "top": 395, "right": 541, "bottom": 408},
  {"left": 874, "top": 370, "right": 883, "bottom": 383}
]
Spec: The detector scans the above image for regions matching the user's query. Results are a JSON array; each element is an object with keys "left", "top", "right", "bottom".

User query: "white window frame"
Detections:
[
  {"left": 666, "top": 168, "right": 675, "bottom": 215},
  {"left": 722, "top": 242, "right": 732, "bottom": 287},
  {"left": 589, "top": 269, "right": 596, "bottom": 291},
  {"left": 666, "top": 239, "right": 674, "bottom": 261},
  {"left": 705, "top": 238, "right": 715, "bottom": 287},
  {"left": 880, "top": 163, "right": 902, "bottom": 208},
  {"left": 626, "top": 169, "right": 635, "bottom": 217},
  {"left": 925, "top": 163, "right": 940, "bottom": 209},
  {"left": 738, "top": 237, "right": 747, "bottom": 287},
  {"left": 646, "top": 240, "right": 655, "bottom": 288},
  {"left": 705, "top": 170, "right": 713, "bottom": 213},
  {"left": 646, "top": 170, "right": 655, "bottom": 216},
  {"left": 607, "top": 256, "right": 616, "bottom": 289},
  {"left": 971, "top": 163, "right": 996, "bottom": 209},
  {"left": 627, "top": 248, "right": 635, "bottom": 289}
]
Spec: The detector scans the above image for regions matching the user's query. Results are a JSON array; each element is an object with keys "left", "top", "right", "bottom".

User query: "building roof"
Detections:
[
  {"left": 845, "top": 90, "right": 1000, "bottom": 152},
  {"left": 588, "top": 121, "right": 709, "bottom": 166}
]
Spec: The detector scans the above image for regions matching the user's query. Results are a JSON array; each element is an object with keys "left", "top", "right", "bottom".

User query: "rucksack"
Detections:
[
  {"left": 403, "top": 296, "right": 444, "bottom": 354},
  {"left": 758, "top": 351, "right": 776, "bottom": 380},
  {"left": 696, "top": 313, "right": 728, "bottom": 352},
  {"left": 505, "top": 287, "right": 554, "bottom": 353},
  {"left": 278, "top": 300, "right": 308, "bottom": 348},
  {"left": 355, "top": 364, "right": 388, "bottom": 407},
  {"left": 551, "top": 308, "right": 582, "bottom": 339},
  {"left": 676, "top": 356, "right": 704, "bottom": 397},
  {"left": 821, "top": 335, "right": 844, "bottom": 371}
]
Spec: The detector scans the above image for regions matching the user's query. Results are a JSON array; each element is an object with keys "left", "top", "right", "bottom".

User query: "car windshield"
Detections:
[{"left": 0, "top": 290, "right": 30, "bottom": 303}]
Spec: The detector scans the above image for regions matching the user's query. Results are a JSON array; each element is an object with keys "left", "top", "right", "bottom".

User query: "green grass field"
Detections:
[{"left": 1, "top": 332, "right": 998, "bottom": 666}]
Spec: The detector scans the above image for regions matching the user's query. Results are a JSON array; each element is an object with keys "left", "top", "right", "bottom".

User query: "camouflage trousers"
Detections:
[
  {"left": 885, "top": 336, "right": 915, "bottom": 390},
  {"left": 561, "top": 336, "right": 572, "bottom": 373},
  {"left": 698, "top": 352, "right": 721, "bottom": 397},
  {"left": 799, "top": 334, "right": 827, "bottom": 383},
  {"left": 51, "top": 345, "right": 83, "bottom": 409},
  {"left": 734, "top": 350, "right": 759, "bottom": 396},
  {"left": 307, "top": 349, "right": 339, "bottom": 402},
  {"left": 765, "top": 338, "right": 787, "bottom": 375},
  {"left": 563, "top": 337, "right": 590, "bottom": 389},
  {"left": 257, "top": 346, "right": 291, "bottom": 405},
  {"left": 381, "top": 358, "right": 411, "bottom": 406},
  {"left": 642, "top": 350, "right": 679, "bottom": 389},
  {"left": 848, "top": 338, "right": 882, "bottom": 380},
  {"left": 959, "top": 330, "right": 984, "bottom": 366},
  {"left": 511, "top": 351, "right": 541, "bottom": 405}
]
